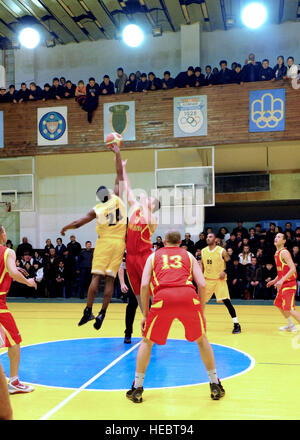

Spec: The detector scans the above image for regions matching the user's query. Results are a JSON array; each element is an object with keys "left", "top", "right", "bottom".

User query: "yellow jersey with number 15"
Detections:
[
  {"left": 93, "top": 194, "right": 127, "bottom": 240},
  {"left": 201, "top": 246, "right": 226, "bottom": 280}
]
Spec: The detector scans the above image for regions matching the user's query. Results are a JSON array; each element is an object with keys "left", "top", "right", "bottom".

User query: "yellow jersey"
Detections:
[
  {"left": 93, "top": 194, "right": 127, "bottom": 240},
  {"left": 201, "top": 246, "right": 226, "bottom": 280}
]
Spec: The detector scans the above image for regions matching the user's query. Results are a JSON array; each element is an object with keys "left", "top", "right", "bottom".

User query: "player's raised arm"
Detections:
[
  {"left": 190, "top": 253, "right": 206, "bottom": 308},
  {"left": 6, "top": 249, "right": 36, "bottom": 289},
  {"left": 60, "top": 209, "right": 96, "bottom": 236},
  {"left": 122, "top": 159, "right": 136, "bottom": 207},
  {"left": 110, "top": 144, "right": 124, "bottom": 197},
  {"left": 275, "top": 249, "right": 296, "bottom": 288},
  {"left": 140, "top": 254, "right": 154, "bottom": 318},
  {"left": 139, "top": 193, "right": 157, "bottom": 232}
]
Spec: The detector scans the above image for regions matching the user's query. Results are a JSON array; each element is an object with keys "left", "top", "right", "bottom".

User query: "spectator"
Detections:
[
  {"left": 55, "top": 237, "right": 67, "bottom": 257},
  {"left": 6, "top": 85, "right": 18, "bottom": 103},
  {"left": 231, "top": 64, "right": 244, "bottom": 84},
  {"left": 180, "top": 233, "right": 195, "bottom": 254},
  {"left": 275, "top": 225, "right": 283, "bottom": 234},
  {"left": 262, "top": 261, "right": 277, "bottom": 300},
  {"left": 205, "top": 227, "right": 213, "bottom": 234},
  {"left": 50, "top": 77, "right": 65, "bottom": 100},
  {"left": 60, "top": 77, "right": 66, "bottom": 88},
  {"left": 175, "top": 66, "right": 195, "bottom": 88},
  {"left": 258, "top": 59, "right": 275, "bottom": 81},
  {"left": 153, "top": 236, "right": 164, "bottom": 249},
  {"left": 55, "top": 261, "right": 65, "bottom": 298},
  {"left": 33, "top": 251, "right": 43, "bottom": 266},
  {"left": 285, "top": 230, "right": 295, "bottom": 251},
  {"left": 194, "top": 67, "right": 206, "bottom": 87},
  {"left": 5, "top": 240, "right": 13, "bottom": 249},
  {"left": 161, "top": 71, "right": 175, "bottom": 89},
  {"left": 62, "top": 249, "right": 77, "bottom": 298},
  {"left": 75, "top": 80, "right": 87, "bottom": 107},
  {"left": 218, "top": 227, "right": 230, "bottom": 246},
  {"left": 67, "top": 235, "right": 82, "bottom": 258},
  {"left": 232, "top": 221, "right": 248, "bottom": 238},
  {"left": 42, "top": 83, "right": 52, "bottom": 101},
  {"left": 115, "top": 67, "right": 128, "bottom": 94},
  {"left": 64, "top": 80, "right": 76, "bottom": 99},
  {"left": 227, "top": 248, "right": 234, "bottom": 259},
  {"left": 204, "top": 65, "right": 216, "bottom": 85},
  {"left": 226, "top": 233, "right": 238, "bottom": 254},
  {"left": 17, "top": 82, "right": 30, "bottom": 103},
  {"left": 85, "top": 77, "right": 100, "bottom": 123},
  {"left": 99, "top": 75, "right": 115, "bottom": 95},
  {"left": 195, "top": 232, "right": 207, "bottom": 251},
  {"left": 255, "top": 223, "right": 262, "bottom": 236},
  {"left": 256, "top": 248, "right": 264, "bottom": 266},
  {"left": 33, "top": 262, "right": 45, "bottom": 298},
  {"left": 291, "top": 245, "right": 300, "bottom": 267},
  {"left": 266, "top": 222, "right": 276, "bottom": 245},
  {"left": 16, "top": 237, "right": 33, "bottom": 259},
  {"left": 227, "top": 256, "right": 244, "bottom": 299},
  {"left": 239, "top": 245, "right": 253, "bottom": 266},
  {"left": 285, "top": 222, "right": 295, "bottom": 238},
  {"left": 136, "top": 73, "right": 149, "bottom": 92},
  {"left": 44, "top": 248, "right": 59, "bottom": 298},
  {"left": 0, "top": 88, "right": 8, "bottom": 103},
  {"left": 28, "top": 82, "right": 43, "bottom": 101},
  {"left": 236, "top": 231, "right": 244, "bottom": 251},
  {"left": 242, "top": 53, "right": 261, "bottom": 82},
  {"left": 284, "top": 56, "right": 298, "bottom": 80},
  {"left": 44, "top": 238, "right": 54, "bottom": 256},
  {"left": 212, "top": 67, "right": 219, "bottom": 76},
  {"left": 124, "top": 73, "right": 137, "bottom": 93},
  {"left": 147, "top": 72, "right": 162, "bottom": 91},
  {"left": 245, "top": 256, "right": 262, "bottom": 299},
  {"left": 248, "top": 228, "right": 259, "bottom": 252},
  {"left": 78, "top": 241, "right": 93, "bottom": 299},
  {"left": 231, "top": 62, "right": 238, "bottom": 71},
  {"left": 273, "top": 55, "right": 287, "bottom": 80},
  {"left": 217, "top": 60, "right": 232, "bottom": 84}
]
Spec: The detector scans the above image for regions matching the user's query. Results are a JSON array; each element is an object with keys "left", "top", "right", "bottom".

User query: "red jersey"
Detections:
[
  {"left": 275, "top": 248, "right": 297, "bottom": 283},
  {"left": 151, "top": 246, "right": 195, "bottom": 296},
  {"left": 126, "top": 205, "right": 154, "bottom": 255},
  {"left": 0, "top": 246, "right": 12, "bottom": 309}
]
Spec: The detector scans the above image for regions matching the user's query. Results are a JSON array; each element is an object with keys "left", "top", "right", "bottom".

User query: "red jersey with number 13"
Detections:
[
  {"left": 126, "top": 206, "right": 153, "bottom": 255},
  {"left": 0, "top": 246, "right": 12, "bottom": 309},
  {"left": 275, "top": 248, "right": 297, "bottom": 284},
  {"left": 151, "top": 247, "right": 195, "bottom": 296}
]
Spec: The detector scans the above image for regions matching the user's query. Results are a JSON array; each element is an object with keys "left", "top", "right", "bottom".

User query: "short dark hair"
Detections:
[
  {"left": 148, "top": 72, "right": 155, "bottom": 76},
  {"left": 53, "top": 77, "right": 59, "bottom": 82},
  {"left": 219, "top": 60, "right": 227, "bottom": 66},
  {"left": 85, "top": 240, "right": 91, "bottom": 245},
  {"left": 270, "top": 222, "right": 276, "bottom": 226},
  {"left": 44, "top": 83, "right": 50, "bottom": 88},
  {"left": 89, "top": 77, "right": 95, "bottom": 82},
  {"left": 103, "top": 75, "right": 110, "bottom": 79},
  {"left": 288, "top": 56, "right": 294, "bottom": 62},
  {"left": 262, "top": 59, "right": 269, "bottom": 64},
  {"left": 205, "top": 65, "right": 212, "bottom": 69},
  {"left": 21, "top": 82, "right": 26, "bottom": 86},
  {"left": 117, "top": 67, "right": 124, "bottom": 72},
  {"left": 255, "top": 223, "right": 261, "bottom": 228},
  {"left": 60, "top": 77, "right": 66, "bottom": 80},
  {"left": 9, "top": 84, "right": 15, "bottom": 89},
  {"left": 66, "top": 80, "right": 72, "bottom": 84},
  {"left": 187, "top": 66, "right": 194, "bottom": 71},
  {"left": 277, "top": 55, "right": 284, "bottom": 60},
  {"left": 141, "top": 73, "right": 147, "bottom": 78},
  {"left": 164, "top": 71, "right": 170, "bottom": 76},
  {"left": 195, "top": 66, "right": 202, "bottom": 73},
  {"left": 96, "top": 186, "right": 109, "bottom": 203},
  {"left": 30, "top": 82, "right": 36, "bottom": 86},
  {"left": 236, "top": 63, "right": 241, "bottom": 68}
]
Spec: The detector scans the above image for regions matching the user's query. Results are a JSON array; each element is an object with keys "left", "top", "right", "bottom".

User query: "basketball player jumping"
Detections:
[
  {"left": 60, "top": 144, "right": 127, "bottom": 330},
  {"left": 0, "top": 225, "right": 36, "bottom": 394},
  {"left": 121, "top": 159, "right": 160, "bottom": 343},
  {"left": 127, "top": 230, "right": 225, "bottom": 403},
  {"left": 201, "top": 233, "right": 241, "bottom": 334},
  {"left": 267, "top": 232, "right": 300, "bottom": 332}
]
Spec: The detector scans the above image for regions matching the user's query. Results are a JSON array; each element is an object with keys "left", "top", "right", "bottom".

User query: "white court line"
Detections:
[{"left": 39, "top": 341, "right": 141, "bottom": 420}]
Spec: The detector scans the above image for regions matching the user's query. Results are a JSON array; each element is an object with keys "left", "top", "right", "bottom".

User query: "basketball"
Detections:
[{"left": 105, "top": 132, "right": 123, "bottom": 149}]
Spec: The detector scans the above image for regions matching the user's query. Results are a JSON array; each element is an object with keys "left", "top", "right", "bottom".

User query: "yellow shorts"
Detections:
[
  {"left": 205, "top": 278, "right": 230, "bottom": 303},
  {"left": 91, "top": 237, "right": 125, "bottom": 278}
]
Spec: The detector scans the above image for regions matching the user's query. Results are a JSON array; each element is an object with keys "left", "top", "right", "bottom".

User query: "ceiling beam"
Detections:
[
  {"left": 158, "top": 0, "right": 176, "bottom": 32},
  {"left": 278, "top": 0, "right": 284, "bottom": 23},
  {"left": 219, "top": 0, "right": 227, "bottom": 30}
]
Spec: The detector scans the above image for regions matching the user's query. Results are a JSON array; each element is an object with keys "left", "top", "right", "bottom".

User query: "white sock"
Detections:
[
  {"left": 288, "top": 317, "right": 294, "bottom": 326},
  {"left": 9, "top": 376, "right": 18, "bottom": 383},
  {"left": 233, "top": 317, "right": 239, "bottom": 324},
  {"left": 134, "top": 372, "right": 145, "bottom": 388},
  {"left": 208, "top": 369, "right": 218, "bottom": 384}
]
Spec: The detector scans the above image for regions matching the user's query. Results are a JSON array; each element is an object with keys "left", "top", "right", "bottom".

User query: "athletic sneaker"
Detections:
[
  {"left": 8, "top": 379, "right": 34, "bottom": 395},
  {"left": 78, "top": 307, "right": 95, "bottom": 326},
  {"left": 279, "top": 323, "right": 297, "bottom": 332},
  {"left": 124, "top": 336, "right": 132, "bottom": 344},
  {"left": 210, "top": 380, "right": 225, "bottom": 400},
  {"left": 94, "top": 310, "right": 106, "bottom": 330},
  {"left": 126, "top": 384, "right": 144, "bottom": 403},
  {"left": 232, "top": 323, "right": 241, "bottom": 334}
]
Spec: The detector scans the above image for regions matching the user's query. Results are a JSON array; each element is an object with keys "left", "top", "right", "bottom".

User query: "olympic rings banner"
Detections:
[
  {"left": 173, "top": 95, "right": 207, "bottom": 138},
  {"left": 37, "top": 106, "right": 68, "bottom": 146},
  {"left": 249, "top": 88, "right": 285, "bottom": 132}
]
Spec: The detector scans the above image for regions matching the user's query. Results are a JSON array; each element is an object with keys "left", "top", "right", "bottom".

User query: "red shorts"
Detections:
[
  {"left": 126, "top": 251, "right": 152, "bottom": 296},
  {"left": 274, "top": 281, "right": 297, "bottom": 311},
  {"left": 0, "top": 310, "right": 22, "bottom": 348},
  {"left": 143, "top": 287, "right": 206, "bottom": 345}
]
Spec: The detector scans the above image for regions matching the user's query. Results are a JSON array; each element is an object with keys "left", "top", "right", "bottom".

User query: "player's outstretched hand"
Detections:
[
  {"left": 27, "top": 278, "right": 37, "bottom": 290},
  {"left": 122, "top": 159, "right": 128, "bottom": 168},
  {"left": 60, "top": 228, "right": 66, "bottom": 236},
  {"left": 141, "top": 317, "right": 146, "bottom": 334},
  {"left": 121, "top": 283, "right": 129, "bottom": 294},
  {"left": 110, "top": 143, "right": 120, "bottom": 154},
  {"left": 266, "top": 279, "right": 275, "bottom": 288},
  {"left": 17, "top": 268, "right": 29, "bottom": 277}
]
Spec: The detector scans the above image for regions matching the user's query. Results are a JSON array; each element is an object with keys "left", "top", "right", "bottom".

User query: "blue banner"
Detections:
[
  {"left": 0, "top": 111, "right": 3, "bottom": 148},
  {"left": 249, "top": 88, "right": 285, "bottom": 132}
]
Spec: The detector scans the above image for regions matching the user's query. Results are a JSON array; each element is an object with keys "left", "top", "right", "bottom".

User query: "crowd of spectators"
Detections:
[
  {"left": 6, "top": 220, "right": 300, "bottom": 301},
  {"left": 0, "top": 53, "right": 298, "bottom": 122}
]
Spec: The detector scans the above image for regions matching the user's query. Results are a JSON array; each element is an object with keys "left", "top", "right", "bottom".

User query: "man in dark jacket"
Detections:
[
  {"left": 6, "top": 85, "right": 18, "bottom": 103},
  {"left": 258, "top": 59, "right": 275, "bottom": 81},
  {"left": 99, "top": 75, "right": 115, "bottom": 95},
  {"left": 175, "top": 66, "right": 195, "bottom": 88},
  {"left": 231, "top": 64, "right": 244, "bottom": 84},
  {"left": 50, "top": 77, "right": 65, "bottom": 100},
  {"left": 227, "top": 257, "right": 245, "bottom": 298},
  {"left": 217, "top": 60, "right": 232, "bottom": 84},
  {"left": 242, "top": 53, "right": 261, "bottom": 82},
  {"left": 67, "top": 235, "right": 82, "bottom": 259},
  {"left": 42, "top": 83, "right": 52, "bottom": 101},
  {"left": 0, "top": 88, "right": 8, "bottom": 103},
  {"left": 62, "top": 249, "right": 77, "bottom": 298},
  {"left": 64, "top": 80, "right": 76, "bottom": 98},
  {"left": 180, "top": 233, "right": 195, "bottom": 254},
  {"left": 16, "top": 237, "right": 33, "bottom": 259},
  {"left": 246, "top": 256, "right": 262, "bottom": 299},
  {"left": 161, "top": 71, "right": 175, "bottom": 89},
  {"left": 28, "top": 82, "right": 43, "bottom": 101},
  {"left": 194, "top": 67, "right": 206, "bottom": 87},
  {"left": 147, "top": 72, "right": 162, "bottom": 91},
  {"left": 44, "top": 248, "right": 59, "bottom": 298},
  {"left": 84, "top": 77, "right": 100, "bottom": 122},
  {"left": 78, "top": 241, "right": 94, "bottom": 299},
  {"left": 194, "top": 232, "right": 207, "bottom": 250},
  {"left": 136, "top": 73, "right": 149, "bottom": 92},
  {"left": 204, "top": 65, "right": 217, "bottom": 85},
  {"left": 17, "top": 83, "right": 30, "bottom": 103}
]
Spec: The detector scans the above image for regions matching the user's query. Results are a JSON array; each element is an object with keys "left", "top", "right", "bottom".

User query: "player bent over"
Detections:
[
  {"left": 61, "top": 144, "right": 126, "bottom": 330},
  {"left": 0, "top": 225, "right": 36, "bottom": 394},
  {"left": 126, "top": 230, "right": 225, "bottom": 403},
  {"left": 267, "top": 233, "right": 300, "bottom": 332}
]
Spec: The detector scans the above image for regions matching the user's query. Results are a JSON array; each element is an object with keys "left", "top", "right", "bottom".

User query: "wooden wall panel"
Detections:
[{"left": 0, "top": 81, "right": 300, "bottom": 158}]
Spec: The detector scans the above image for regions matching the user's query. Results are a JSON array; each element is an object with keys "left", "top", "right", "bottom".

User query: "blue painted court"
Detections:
[{"left": 0, "top": 338, "right": 254, "bottom": 390}]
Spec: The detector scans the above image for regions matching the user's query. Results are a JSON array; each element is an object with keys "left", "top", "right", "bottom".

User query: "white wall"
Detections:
[{"left": 13, "top": 21, "right": 300, "bottom": 88}]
